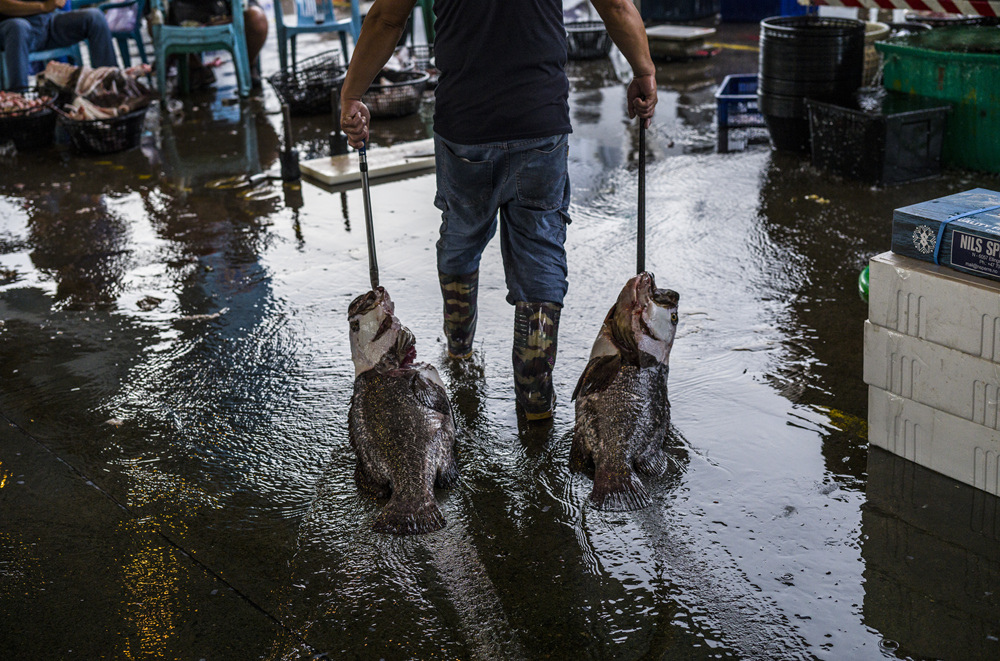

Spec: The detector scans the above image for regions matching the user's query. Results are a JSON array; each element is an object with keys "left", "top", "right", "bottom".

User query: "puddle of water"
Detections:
[{"left": 2, "top": 35, "right": 1000, "bottom": 661}]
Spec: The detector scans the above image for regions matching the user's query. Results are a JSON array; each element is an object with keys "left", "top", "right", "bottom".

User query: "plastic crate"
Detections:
[
  {"left": 268, "top": 50, "right": 347, "bottom": 116},
  {"left": 865, "top": 320, "right": 1000, "bottom": 434},
  {"left": 868, "top": 251, "right": 1000, "bottom": 360},
  {"left": 59, "top": 106, "right": 148, "bottom": 154},
  {"left": 565, "top": 21, "right": 613, "bottom": 60},
  {"left": 714, "top": 74, "right": 767, "bottom": 152},
  {"left": 0, "top": 89, "right": 56, "bottom": 151},
  {"left": 878, "top": 27, "right": 1000, "bottom": 173},
  {"left": 806, "top": 91, "right": 949, "bottom": 186},
  {"left": 868, "top": 386, "right": 1000, "bottom": 496}
]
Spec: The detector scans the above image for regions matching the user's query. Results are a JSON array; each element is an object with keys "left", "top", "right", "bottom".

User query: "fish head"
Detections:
[
  {"left": 605, "top": 272, "right": 679, "bottom": 365},
  {"left": 348, "top": 287, "right": 417, "bottom": 376}
]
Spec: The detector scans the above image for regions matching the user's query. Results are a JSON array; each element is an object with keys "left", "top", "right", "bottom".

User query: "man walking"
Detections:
[{"left": 340, "top": 0, "right": 657, "bottom": 422}]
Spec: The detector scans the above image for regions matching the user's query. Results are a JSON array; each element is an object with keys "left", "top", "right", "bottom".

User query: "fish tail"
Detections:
[
  {"left": 373, "top": 495, "right": 446, "bottom": 535},
  {"left": 591, "top": 467, "right": 651, "bottom": 512}
]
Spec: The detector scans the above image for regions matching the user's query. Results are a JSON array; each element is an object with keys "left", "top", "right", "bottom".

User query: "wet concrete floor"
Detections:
[{"left": 2, "top": 19, "right": 1000, "bottom": 661}]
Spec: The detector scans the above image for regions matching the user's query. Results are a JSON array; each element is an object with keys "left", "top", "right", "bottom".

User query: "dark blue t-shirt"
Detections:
[{"left": 432, "top": 0, "right": 571, "bottom": 144}]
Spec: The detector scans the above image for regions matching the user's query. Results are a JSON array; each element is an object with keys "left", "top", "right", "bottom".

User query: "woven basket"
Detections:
[
  {"left": 864, "top": 21, "right": 891, "bottom": 86},
  {"left": 566, "top": 20, "right": 613, "bottom": 60},
  {"left": 59, "top": 106, "right": 149, "bottom": 154},
  {"left": 268, "top": 50, "right": 347, "bottom": 116},
  {"left": 0, "top": 89, "right": 56, "bottom": 150},
  {"left": 410, "top": 44, "right": 438, "bottom": 88}
]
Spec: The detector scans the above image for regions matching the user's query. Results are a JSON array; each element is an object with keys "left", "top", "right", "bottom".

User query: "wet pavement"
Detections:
[{"left": 2, "top": 15, "right": 1000, "bottom": 661}]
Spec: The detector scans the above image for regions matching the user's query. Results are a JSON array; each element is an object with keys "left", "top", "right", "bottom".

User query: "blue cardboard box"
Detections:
[{"left": 892, "top": 188, "right": 1000, "bottom": 282}]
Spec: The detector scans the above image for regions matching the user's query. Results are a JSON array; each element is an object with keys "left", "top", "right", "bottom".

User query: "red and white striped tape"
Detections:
[{"left": 803, "top": 0, "right": 999, "bottom": 17}]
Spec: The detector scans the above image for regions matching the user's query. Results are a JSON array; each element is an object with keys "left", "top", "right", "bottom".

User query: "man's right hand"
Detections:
[{"left": 340, "top": 99, "right": 371, "bottom": 149}]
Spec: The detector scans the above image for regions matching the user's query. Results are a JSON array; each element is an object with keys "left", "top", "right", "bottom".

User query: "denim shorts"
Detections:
[{"left": 433, "top": 132, "right": 571, "bottom": 306}]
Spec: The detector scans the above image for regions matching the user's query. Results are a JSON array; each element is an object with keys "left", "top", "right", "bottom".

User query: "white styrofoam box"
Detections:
[
  {"left": 864, "top": 320, "right": 1000, "bottom": 430},
  {"left": 869, "top": 251, "right": 1000, "bottom": 361},
  {"left": 869, "top": 386, "right": 1000, "bottom": 496}
]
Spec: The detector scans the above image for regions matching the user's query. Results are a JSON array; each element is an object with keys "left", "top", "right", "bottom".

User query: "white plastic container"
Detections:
[
  {"left": 868, "top": 251, "right": 1000, "bottom": 360},
  {"left": 869, "top": 386, "right": 1000, "bottom": 496},
  {"left": 864, "top": 320, "right": 1000, "bottom": 430}
]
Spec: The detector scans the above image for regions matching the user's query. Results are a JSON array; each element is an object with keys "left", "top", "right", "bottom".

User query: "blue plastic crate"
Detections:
[
  {"left": 721, "top": 0, "right": 813, "bottom": 23},
  {"left": 715, "top": 74, "right": 768, "bottom": 152}
]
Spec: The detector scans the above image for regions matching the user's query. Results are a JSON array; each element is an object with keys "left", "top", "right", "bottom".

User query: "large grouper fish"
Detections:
[
  {"left": 570, "top": 272, "right": 680, "bottom": 511},
  {"left": 347, "top": 287, "right": 459, "bottom": 535}
]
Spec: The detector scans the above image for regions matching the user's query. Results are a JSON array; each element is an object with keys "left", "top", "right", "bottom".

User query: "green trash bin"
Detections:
[{"left": 877, "top": 27, "right": 1000, "bottom": 174}]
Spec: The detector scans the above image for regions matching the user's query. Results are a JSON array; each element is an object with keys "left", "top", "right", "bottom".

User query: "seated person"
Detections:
[
  {"left": 0, "top": 0, "right": 118, "bottom": 90},
  {"left": 165, "top": 0, "right": 268, "bottom": 89}
]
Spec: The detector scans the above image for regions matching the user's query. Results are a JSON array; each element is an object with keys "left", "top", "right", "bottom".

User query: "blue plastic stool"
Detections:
[{"left": 149, "top": 0, "right": 252, "bottom": 99}]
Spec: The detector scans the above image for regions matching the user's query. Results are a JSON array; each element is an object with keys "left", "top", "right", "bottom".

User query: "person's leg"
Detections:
[
  {"left": 498, "top": 133, "right": 571, "bottom": 420},
  {"left": 498, "top": 134, "right": 571, "bottom": 306},
  {"left": 0, "top": 17, "right": 44, "bottom": 90},
  {"left": 244, "top": 3, "right": 268, "bottom": 84},
  {"left": 45, "top": 9, "right": 117, "bottom": 68},
  {"left": 433, "top": 133, "right": 505, "bottom": 358}
]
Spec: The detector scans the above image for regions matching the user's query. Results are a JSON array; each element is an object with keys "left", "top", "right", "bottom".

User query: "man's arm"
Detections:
[
  {"left": 0, "top": 0, "right": 65, "bottom": 17},
  {"left": 339, "top": 0, "right": 418, "bottom": 147},
  {"left": 590, "top": 0, "right": 657, "bottom": 126}
]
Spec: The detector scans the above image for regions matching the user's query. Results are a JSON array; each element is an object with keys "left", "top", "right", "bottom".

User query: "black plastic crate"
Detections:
[
  {"left": 806, "top": 91, "right": 950, "bottom": 186},
  {"left": 268, "top": 50, "right": 347, "bottom": 116},
  {"left": 566, "top": 21, "right": 613, "bottom": 59},
  {"left": 714, "top": 74, "right": 768, "bottom": 152}
]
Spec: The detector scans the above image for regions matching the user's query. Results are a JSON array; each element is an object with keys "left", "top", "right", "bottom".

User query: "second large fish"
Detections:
[
  {"left": 348, "top": 287, "right": 459, "bottom": 534},
  {"left": 570, "top": 272, "right": 679, "bottom": 511}
]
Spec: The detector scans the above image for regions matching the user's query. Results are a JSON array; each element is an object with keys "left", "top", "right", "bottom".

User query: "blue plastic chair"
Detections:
[
  {"left": 0, "top": 43, "right": 84, "bottom": 90},
  {"left": 273, "top": 0, "right": 361, "bottom": 73},
  {"left": 98, "top": 0, "right": 149, "bottom": 68},
  {"left": 149, "top": 0, "right": 252, "bottom": 99}
]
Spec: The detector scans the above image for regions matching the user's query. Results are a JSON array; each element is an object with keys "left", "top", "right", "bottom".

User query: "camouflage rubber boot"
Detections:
[
  {"left": 439, "top": 270, "right": 479, "bottom": 359},
  {"left": 512, "top": 301, "right": 562, "bottom": 421}
]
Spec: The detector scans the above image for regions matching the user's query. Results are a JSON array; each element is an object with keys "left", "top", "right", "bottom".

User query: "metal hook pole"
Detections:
[
  {"left": 637, "top": 122, "right": 646, "bottom": 274},
  {"left": 359, "top": 144, "right": 380, "bottom": 291}
]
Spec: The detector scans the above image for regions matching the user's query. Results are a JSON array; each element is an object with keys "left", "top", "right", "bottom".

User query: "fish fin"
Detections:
[
  {"left": 590, "top": 469, "right": 651, "bottom": 511},
  {"left": 569, "top": 431, "right": 593, "bottom": 474},
  {"left": 410, "top": 373, "right": 453, "bottom": 417},
  {"left": 373, "top": 496, "right": 446, "bottom": 535},
  {"left": 571, "top": 354, "right": 622, "bottom": 401},
  {"left": 633, "top": 446, "right": 668, "bottom": 477},
  {"left": 354, "top": 462, "right": 391, "bottom": 499},
  {"left": 435, "top": 455, "right": 460, "bottom": 489}
]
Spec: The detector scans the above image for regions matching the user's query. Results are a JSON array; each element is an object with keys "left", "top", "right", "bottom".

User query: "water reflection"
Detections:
[
  {"left": 863, "top": 447, "right": 1000, "bottom": 660},
  {"left": 21, "top": 183, "right": 132, "bottom": 310},
  {"left": 156, "top": 101, "right": 279, "bottom": 192}
]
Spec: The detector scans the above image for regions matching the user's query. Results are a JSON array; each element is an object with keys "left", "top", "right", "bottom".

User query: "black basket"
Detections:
[
  {"left": 0, "top": 89, "right": 57, "bottom": 151},
  {"left": 359, "top": 69, "right": 430, "bottom": 118},
  {"left": 268, "top": 50, "right": 347, "bottom": 116},
  {"left": 410, "top": 44, "right": 438, "bottom": 88},
  {"left": 59, "top": 106, "right": 149, "bottom": 154},
  {"left": 566, "top": 20, "right": 613, "bottom": 59},
  {"left": 806, "top": 92, "right": 950, "bottom": 186}
]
